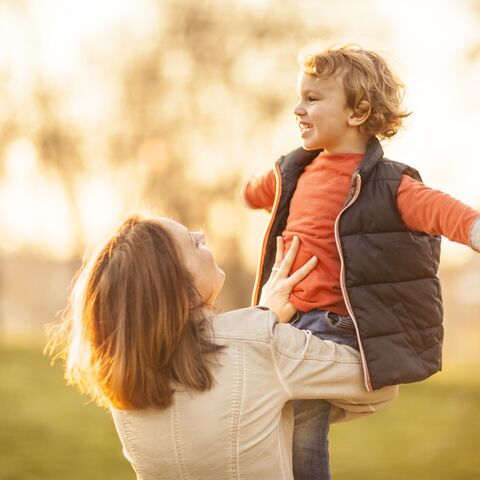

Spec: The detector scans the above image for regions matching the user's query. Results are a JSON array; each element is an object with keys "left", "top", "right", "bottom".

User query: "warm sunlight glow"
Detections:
[
  {"left": 0, "top": 0, "right": 478, "bottom": 268},
  {"left": 0, "top": 139, "right": 75, "bottom": 259},
  {"left": 76, "top": 175, "right": 124, "bottom": 247},
  {"left": 379, "top": 0, "right": 480, "bottom": 209}
]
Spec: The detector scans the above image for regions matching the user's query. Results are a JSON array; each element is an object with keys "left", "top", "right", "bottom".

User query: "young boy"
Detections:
[{"left": 241, "top": 44, "right": 480, "bottom": 479}]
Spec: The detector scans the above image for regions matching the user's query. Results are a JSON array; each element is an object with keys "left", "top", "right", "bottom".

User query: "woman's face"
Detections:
[{"left": 158, "top": 218, "right": 225, "bottom": 305}]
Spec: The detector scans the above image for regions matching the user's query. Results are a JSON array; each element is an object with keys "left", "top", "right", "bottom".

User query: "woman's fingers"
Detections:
[
  {"left": 260, "top": 234, "right": 318, "bottom": 323},
  {"left": 273, "top": 236, "right": 284, "bottom": 270},
  {"left": 278, "top": 235, "right": 299, "bottom": 277},
  {"left": 285, "top": 255, "right": 318, "bottom": 287}
]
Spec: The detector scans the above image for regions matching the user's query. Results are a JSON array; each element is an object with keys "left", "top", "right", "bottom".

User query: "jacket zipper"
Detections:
[
  {"left": 252, "top": 163, "right": 283, "bottom": 305},
  {"left": 334, "top": 173, "right": 373, "bottom": 391}
]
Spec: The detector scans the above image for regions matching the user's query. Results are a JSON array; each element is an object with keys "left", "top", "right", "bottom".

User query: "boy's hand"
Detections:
[
  {"left": 470, "top": 217, "right": 480, "bottom": 252},
  {"left": 259, "top": 236, "right": 317, "bottom": 323}
]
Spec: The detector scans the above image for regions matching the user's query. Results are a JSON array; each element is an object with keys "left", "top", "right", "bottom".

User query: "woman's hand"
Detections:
[{"left": 258, "top": 236, "right": 317, "bottom": 323}]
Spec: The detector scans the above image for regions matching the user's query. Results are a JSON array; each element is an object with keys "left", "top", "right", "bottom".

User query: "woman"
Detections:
[{"left": 47, "top": 214, "right": 396, "bottom": 479}]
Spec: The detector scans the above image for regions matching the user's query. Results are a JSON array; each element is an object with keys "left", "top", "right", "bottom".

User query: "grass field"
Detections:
[{"left": 1, "top": 343, "right": 480, "bottom": 479}]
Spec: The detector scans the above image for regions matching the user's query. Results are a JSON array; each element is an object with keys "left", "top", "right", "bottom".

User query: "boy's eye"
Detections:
[{"left": 307, "top": 96, "right": 318, "bottom": 102}]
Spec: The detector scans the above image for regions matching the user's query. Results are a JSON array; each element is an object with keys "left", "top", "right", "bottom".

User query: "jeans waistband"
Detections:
[
  {"left": 326, "top": 312, "right": 355, "bottom": 330},
  {"left": 291, "top": 310, "right": 353, "bottom": 325},
  {"left": 290, "top": 309, "right": 358, "bottom": 350}
]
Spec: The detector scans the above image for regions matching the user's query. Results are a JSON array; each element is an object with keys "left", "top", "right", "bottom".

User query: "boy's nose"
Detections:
[{"left": 293, "top": 103, "right": 305, "bottom": 116}]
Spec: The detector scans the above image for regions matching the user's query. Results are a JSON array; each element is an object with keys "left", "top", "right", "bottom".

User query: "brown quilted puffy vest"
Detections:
[{"left": 253, "top": 138, "right": 443, "bottom": 390}]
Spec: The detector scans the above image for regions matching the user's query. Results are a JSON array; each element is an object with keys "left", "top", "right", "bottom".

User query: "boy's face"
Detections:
[{"left": 294, "top": 71, "right": 357, "bottom": 153}]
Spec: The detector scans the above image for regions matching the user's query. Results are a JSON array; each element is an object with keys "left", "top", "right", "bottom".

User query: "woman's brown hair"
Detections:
[
  {"left": 299, "top": 44, "right": 410, "bottom": 139},
  {"left": 46, "top": 214, "right": 222, "bottom": 410}
]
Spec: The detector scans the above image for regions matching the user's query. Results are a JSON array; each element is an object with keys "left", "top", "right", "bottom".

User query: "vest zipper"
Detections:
[
  {"left": 334, "top": 173, "right": 373, "bottom": 391},
  {"left": 252, "top": 163, "right": 283, "bottom": 305}
]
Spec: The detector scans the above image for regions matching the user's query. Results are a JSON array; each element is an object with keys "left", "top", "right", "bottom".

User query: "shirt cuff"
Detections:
[{"left": 468, "top": 216, "right": 480, "bottom": 252}]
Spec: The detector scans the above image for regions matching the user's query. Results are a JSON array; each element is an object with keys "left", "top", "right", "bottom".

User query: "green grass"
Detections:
[
  {"left": 0, "top": 344, "right": 132, "bottom": 480},
  {"left": 330, "top": 375, "right": 480, "bottom": 479},
  {"left": 2, "top": 344, "right": 480, "bottom": 480}
]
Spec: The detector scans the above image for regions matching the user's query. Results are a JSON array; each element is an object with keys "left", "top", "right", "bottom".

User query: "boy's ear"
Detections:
[{"left": 348, "top": 100, "right": 371, "bottom": 127}]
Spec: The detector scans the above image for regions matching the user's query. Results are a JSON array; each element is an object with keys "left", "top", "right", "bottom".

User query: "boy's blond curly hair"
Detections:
[{"left": 299, "top": 44, "right": 410, "bottom": 140}]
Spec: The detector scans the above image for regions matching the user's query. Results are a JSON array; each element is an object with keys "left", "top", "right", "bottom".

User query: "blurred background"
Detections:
[{"left": 0, "top": 0, "right": 479, "bottom": 478}]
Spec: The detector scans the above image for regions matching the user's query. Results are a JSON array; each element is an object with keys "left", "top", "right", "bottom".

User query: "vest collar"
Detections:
[
  {"left": 282, "top": 147, "right": 320, "bottom": 173},
  {"left": 283, "top": 138, "right": 383, "bottom": 179},
  {"left": 356, "top": 137, "right": 384, "bottom": 179}
]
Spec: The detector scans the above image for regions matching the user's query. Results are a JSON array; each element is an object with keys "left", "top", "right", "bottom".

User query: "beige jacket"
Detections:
[{"left": 111, "top": 308, "right": 398, "bottom": 479}]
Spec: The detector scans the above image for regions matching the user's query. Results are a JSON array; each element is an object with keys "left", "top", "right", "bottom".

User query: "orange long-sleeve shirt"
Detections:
[{"left": 243, "top": 152, "right": 480, "bottom": 314}]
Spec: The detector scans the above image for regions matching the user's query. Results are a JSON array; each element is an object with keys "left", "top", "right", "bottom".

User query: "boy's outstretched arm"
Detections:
[
  {"left": 397, "top": 175, "right": 480, "bottom": 252},
  {"left": 240, "top": 168, "right": 276, "bottom": 212}
]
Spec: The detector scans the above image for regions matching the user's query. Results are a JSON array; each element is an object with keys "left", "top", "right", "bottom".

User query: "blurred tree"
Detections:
[
  {"left": 107, "top": 0, "right": 331, "bottom": 309},
  {"left": 0, "top": 0, "right": 334, "bottom": 310},
  {"left": 32, "top": 86, "right": 86, "bottom": 253}
]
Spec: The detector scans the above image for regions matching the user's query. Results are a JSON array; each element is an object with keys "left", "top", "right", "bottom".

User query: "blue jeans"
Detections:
[{"left": 291, "top": 309, "right": 359, "bottom": 480}]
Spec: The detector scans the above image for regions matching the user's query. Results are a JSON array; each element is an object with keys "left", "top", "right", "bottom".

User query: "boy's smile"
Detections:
[
  {"left": 294, "top": 72, "right": 367, "bottom": 154},
  {"left": 299, "top": 121, "right": 314, "bottom": 136}
]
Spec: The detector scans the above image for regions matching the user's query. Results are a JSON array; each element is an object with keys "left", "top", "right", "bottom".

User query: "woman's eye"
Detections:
[
  {"left": 307, "top": 96, "right": 318, "bottom": 102},
  {"left": 194, "top": 231, "right": 205, "bottom": 247}
]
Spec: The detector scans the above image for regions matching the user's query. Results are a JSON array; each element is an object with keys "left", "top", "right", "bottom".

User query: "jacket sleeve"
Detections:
[
  {"left": 397, "top": 174, "right": 480, "bottom": 250},
  {"left": 270, "top": 322, "right": 398, "bottom": 423},
  {"left": 240, "top": 169, "right": 276, "bottom": 212}
]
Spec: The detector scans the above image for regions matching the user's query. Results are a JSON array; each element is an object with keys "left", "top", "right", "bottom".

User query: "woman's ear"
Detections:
[{"left": 348, "top": 100, "right": 371, "bottom": 127}]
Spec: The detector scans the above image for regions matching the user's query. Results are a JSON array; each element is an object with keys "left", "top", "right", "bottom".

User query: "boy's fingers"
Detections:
[
  {"left": 278, "top": 236, "right": 299, "bottom": 276},
  {"left": 286, "top": 256, "right": 318, "bottom": 287}
]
